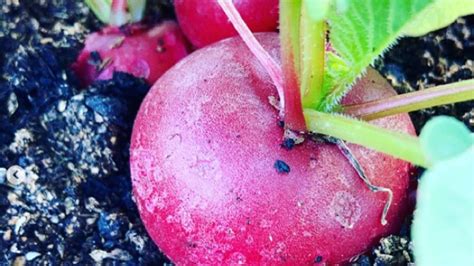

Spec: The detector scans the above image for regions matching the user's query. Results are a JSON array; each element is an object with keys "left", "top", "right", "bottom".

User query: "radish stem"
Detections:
[
  {"left": 280, "top": 0, "right": 302, "bottom": 80},
  {"left": 304, "top": 110, "right": 430, "bottom": 167},
  {"left": 127, "top": 0, "right": 147, "bottom": 22},
  {"left": 85, "top": 0, "right": 112, "bottom": 23},
  {"left": 344, "top": 79, "right": 474, "bottom": 120},
  {"left": 110, "top": 0, "right": 129, "bottom": 26},
  {"left": 300, "top": 6, "right": 326, "bottom": 109},
  {"left": 279, "top": 0, "right": 306, "bottom": 131}
]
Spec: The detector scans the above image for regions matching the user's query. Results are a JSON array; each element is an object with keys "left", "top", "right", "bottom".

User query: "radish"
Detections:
[
  {"left": 174, "top": 0, "right": 278, "bottom": 48},
  {"left": 73, "top": 0, "right": 189, "bottom": 86},
  {"left": 130, "top": 33, "right": 415, "bottom": 264},
  {"left": 130, "top": 0, "right": 474, "bottom": 264}
]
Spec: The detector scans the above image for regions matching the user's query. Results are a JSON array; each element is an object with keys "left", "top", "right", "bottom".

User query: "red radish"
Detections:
[
  {"left": 130, "top": 33, "right": 415, "bottom": 264},
  {"left": 73, "top": 21, "right": 189, "bottom": 86},
  {"left": 174, "top": 0, "right": 279, "bottom": 48}
]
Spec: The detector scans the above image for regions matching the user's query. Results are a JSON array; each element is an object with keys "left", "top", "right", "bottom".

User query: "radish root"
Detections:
[{"left": 322, "top": 136, "right": 393, "bottom": 226}]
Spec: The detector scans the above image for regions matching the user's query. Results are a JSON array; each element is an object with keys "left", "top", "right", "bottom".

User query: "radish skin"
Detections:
[
  {"left": 73, "top": 21, "right": 189, "bottom": 86},
  {"left": 174, "top": 0, "right": 278, "bottom": 48},
  {"left": 131, "top": 33, "right": 415, "bottom": 264}
]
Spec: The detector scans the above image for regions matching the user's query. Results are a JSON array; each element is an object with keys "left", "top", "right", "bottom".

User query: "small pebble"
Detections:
[
  {"left": 25, "top": 251, "right": 41, "bottom": 261},
  {"left": 8, "top": 92, "right": 18, "bottom": 116},
  {"left": 0, "top": 167, "right": 6, "bottom": 183},
  {"left": 57, "top": 100, "right": 67, "bottom": 112}
]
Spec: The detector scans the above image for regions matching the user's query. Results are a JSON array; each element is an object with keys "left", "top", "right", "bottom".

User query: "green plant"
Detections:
[{"left": 269, "top": 0, "right": 474, "bottom": 166}]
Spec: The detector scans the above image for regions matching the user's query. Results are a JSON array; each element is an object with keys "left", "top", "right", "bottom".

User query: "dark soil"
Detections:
[
  {"left": 0, "top": 1, "right": 472, "bottom": 265},
  {"left": 0, "top": 0, "right": 173, "bottom": 264}
]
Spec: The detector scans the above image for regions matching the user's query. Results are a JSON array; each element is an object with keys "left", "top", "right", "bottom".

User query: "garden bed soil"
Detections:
[{"left": 0, "top": 1, "right": 472, "bottom": 264}]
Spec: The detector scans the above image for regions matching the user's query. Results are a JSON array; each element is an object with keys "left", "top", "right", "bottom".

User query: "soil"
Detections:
[{"left": 0, "top": 1, "right": 472, "bottom": 265}]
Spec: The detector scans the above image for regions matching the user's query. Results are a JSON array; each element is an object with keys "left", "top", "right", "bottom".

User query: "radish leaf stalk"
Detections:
[
  {"left": 85, "top": 0, "right": 112, "bottom": 23},
  {"left": 343, "top": 79, "right": 474, "bottom": 120},
  {"left": 127, "top": 0, "right": 147, "bottom": 23},
  {"left": 304, "top": 110, "right": 429, "bottom": 167},
  {"left": 279, "top": 0, "right": 306, "bottom": 130},
  {"left": 300, "top": 1, "right": 326, "bottom": 109},
  {"left": 110, "top": 0, "right": 129, "bottom": 26}
]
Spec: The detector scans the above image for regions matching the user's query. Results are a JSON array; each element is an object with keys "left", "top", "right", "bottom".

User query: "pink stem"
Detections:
[
  {"left": 343, "top": 79, "right": 474, "bottom": 120},
  {"left": 112, "top": 0, "right": 127, "bottom": 12},
  {"left": 281, "top": 54, "right": 306, "bottom": 131},
  {"left": 217, "top": 0, "right": 285, "bottom": 114}
]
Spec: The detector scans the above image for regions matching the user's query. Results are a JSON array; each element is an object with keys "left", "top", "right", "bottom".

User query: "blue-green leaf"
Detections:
[
  {"left": 413, "top": 147, "right": 474, "bottom": 265},
  {"left": 420, "top": 116, "right": 473, "bottom": 164},
  {"left": 413, "top": 116, "right": 474, "bottom": 265}
]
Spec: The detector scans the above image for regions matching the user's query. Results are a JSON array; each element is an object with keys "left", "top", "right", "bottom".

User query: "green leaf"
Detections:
[
  {"left": 403, "top": 0, "right": 474, "bottom": 36},
  {"left": 86, "top": 0, "right": 146, "bottom": 25},
  {"left": 420, "top": 116, "right": 473, "bottom": 164},
  {"left": 414, "top": 149, "right": 474, "bottom": 265},
  {"left": 127, "top": 0, "right": 147, "bottom": 23},
  {"left": 413, "top": 116, "right": 474, "bottom": 265},
  {"left": 85, "top": 0, "right": 112, "bottom": 24},
  {"left": 413, "top": 147, "right": 474, "bottom": 266},
  {"left": 319, "top": 0, "right": 474, "bottom": 112},
  {"left": 318, "top": 52, "right": 351, "bottom": 110}
]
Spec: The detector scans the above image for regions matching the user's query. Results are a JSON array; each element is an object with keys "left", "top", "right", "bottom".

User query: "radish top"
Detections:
[
  {"left": 220, "top": 0, "right": 474, "bottom": 132},
  {"left": 217, "top": 0, "right": 474, "bottom": 168}
]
